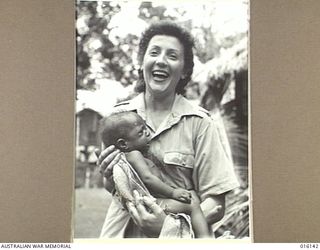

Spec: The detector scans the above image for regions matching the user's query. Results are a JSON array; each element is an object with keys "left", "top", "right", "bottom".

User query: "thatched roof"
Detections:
[
  {"left": 76, "top": 79, "right": 133, "bottom": 117},
  {"left": 193, "top": 36, "right": 248, "bottom": 84}
]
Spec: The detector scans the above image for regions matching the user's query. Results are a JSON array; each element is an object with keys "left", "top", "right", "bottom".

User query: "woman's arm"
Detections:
[
  {"left": 201, "top": 194, "right": 225, "bottom": 224},
  {"left": 194, "top": 117, "right": 239, "bottom": 225}
]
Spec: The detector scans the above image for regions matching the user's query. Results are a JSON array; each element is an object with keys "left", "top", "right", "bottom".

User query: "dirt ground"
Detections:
[{"left": 74, "top": 188, "right": 112, "bottom": 239}]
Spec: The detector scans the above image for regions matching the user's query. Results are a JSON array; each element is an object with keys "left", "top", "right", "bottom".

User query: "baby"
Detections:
[{"left": 101, "top": 111, "right": 210, "bottom": 238}]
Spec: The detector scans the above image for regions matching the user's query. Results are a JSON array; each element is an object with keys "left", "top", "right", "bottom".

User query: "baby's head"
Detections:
[{"left": 101, "top": 111, "right": 151, "bottom": 152}]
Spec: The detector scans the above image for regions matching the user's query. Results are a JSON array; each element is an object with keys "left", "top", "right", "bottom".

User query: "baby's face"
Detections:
[{"left": 125, "top": 113, "right": 151, "bottom": 152}]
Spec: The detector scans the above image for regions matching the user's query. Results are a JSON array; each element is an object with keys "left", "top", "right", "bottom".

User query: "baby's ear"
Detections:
[{"left": 116, "top": 138, "right": 127, "bottom": 151}]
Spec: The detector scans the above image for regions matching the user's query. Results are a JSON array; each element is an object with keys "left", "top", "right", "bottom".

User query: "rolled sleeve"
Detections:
[{"left": 193, "top": 117, "right": 240, "bottom": 201}]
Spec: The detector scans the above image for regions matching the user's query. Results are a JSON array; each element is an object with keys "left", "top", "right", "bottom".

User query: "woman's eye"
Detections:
[
  {"left": 149, "top": 50, "right": 158, "bottom": 56},
  {"left": 168, "top": 54, "right": 177, "bottom": 60}
]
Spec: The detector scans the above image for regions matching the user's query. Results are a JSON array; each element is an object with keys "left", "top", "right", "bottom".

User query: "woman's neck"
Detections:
[
  {"left": 144, "top": 91, "right": 176, "bottom": 112},
  {"left": 143, "top": 91, "right": 176, "bottom": 131}
]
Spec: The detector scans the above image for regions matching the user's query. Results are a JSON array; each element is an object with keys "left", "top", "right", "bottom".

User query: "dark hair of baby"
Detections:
[{"left": 101, "top": 111, "right": 137, "bottom": 149}]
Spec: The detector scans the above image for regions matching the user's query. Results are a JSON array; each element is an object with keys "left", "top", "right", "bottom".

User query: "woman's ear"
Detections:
[{"left": 116, "top": 138, "right": 128, "bottom": 151}]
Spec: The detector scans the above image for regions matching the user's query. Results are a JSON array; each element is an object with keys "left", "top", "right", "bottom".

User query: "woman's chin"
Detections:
[{"left": 147, "top": 85, "right": 172, "bottom": 97}]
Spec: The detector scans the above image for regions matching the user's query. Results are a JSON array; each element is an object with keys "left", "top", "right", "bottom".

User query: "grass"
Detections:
[{"left": 74, "top": 188, "right": 112, "bottom": 239}]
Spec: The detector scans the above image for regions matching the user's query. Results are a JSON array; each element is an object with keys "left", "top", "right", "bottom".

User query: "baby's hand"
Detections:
[{"left": 172, "top": 188, "right": 192, "bottom": 203}]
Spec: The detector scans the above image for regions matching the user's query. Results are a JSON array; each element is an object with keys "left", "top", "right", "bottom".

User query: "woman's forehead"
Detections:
[{"left": 147, "top": 35, "right": 184, "bottom": 52}]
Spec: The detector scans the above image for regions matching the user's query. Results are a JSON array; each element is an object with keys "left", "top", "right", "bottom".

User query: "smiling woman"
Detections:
[
  {"left": 143, "top": 35, "right": 185, "bottom": 99},
  {"left": 97, "top": 21, "right": 240, "bottom": 238},
  {"left": 136, "top": 21, "right": 195, "bottom": 96}
]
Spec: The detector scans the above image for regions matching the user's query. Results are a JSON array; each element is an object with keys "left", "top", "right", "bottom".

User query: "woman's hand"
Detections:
[
  {"left": 96, "top": 145, "right": 121, "bottom": 178},
  {"left": 127, "top": 191, "right": 166, "bottom": 238}
]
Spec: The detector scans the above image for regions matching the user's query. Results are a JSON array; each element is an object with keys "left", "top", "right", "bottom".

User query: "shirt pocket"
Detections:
[{"left": 163, "top": 152, "right": 195, "bottom": 169}]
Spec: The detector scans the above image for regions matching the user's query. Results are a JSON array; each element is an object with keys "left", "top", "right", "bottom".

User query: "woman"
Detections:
[{"left": 98, "top": 21, "right": 239, "bottom": 238}]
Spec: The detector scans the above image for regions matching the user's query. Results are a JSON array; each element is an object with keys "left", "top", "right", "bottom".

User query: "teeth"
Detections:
[{"left": 152, "top": 70, "right": 169, "bottom": 78}]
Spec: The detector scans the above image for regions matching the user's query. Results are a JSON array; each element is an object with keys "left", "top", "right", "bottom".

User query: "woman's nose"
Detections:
[{"left": 155, "top": 53, "right": 167, "bottom": 67}]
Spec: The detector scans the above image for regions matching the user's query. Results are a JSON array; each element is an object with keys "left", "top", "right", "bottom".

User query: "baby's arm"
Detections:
[
  {"left": 157, "top": 191, "right": 211, "bottom": 238},
  {"left": 126, "top": 151, "right": 191, "bottom": 203}
]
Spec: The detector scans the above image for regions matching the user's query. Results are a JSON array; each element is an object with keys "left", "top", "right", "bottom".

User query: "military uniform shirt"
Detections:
[{"left": 100, "top": 93, "right": 239, "bottom": 238}]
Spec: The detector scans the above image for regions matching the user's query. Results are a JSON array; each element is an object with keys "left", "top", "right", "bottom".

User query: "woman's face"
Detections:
[{"left": 142, "top": 35, "right": 185, "bottom": 97}]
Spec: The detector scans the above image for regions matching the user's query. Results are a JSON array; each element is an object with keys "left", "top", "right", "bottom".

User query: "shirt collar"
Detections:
[
  {"left": 171, "top": 94, "right": 208, "bottom": 118},
  {"left": 128, "top": 93, "right": 146, "bottom": 120},
  {"left": 128, "top": 93, "right": 208, "bottom": 137}
]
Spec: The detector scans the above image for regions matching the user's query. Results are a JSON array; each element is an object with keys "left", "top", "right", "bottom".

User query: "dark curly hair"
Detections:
[{"left": 135, "top": 21, "right": 195, "bottom": 95}]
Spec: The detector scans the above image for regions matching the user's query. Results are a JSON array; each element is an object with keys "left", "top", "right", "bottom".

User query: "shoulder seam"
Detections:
[{"left": 114, "top": 101, "right": 130, "bottom": 107}]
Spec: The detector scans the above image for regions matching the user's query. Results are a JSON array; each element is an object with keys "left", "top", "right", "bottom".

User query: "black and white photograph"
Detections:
[{"left": 74, "top": 0, "right": 249, "bottom": 240}]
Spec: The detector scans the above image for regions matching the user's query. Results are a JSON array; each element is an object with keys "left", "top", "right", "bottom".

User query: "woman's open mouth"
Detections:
[{"left": 152, "top": 70, "right": 169, "bottom": 81}]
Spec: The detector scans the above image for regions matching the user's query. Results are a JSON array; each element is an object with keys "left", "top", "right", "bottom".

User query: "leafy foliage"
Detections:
[
  {"left": 214, "top": 187, "right": 250, "bottom": 238},
  {"left": 76, "top": 2, "right": 138, "bottom": 90}
]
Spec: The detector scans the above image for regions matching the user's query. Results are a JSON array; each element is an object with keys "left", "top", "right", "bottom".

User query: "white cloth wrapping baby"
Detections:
[{"left": 112, "top": 153, "right": 194, "bottom": 238}]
